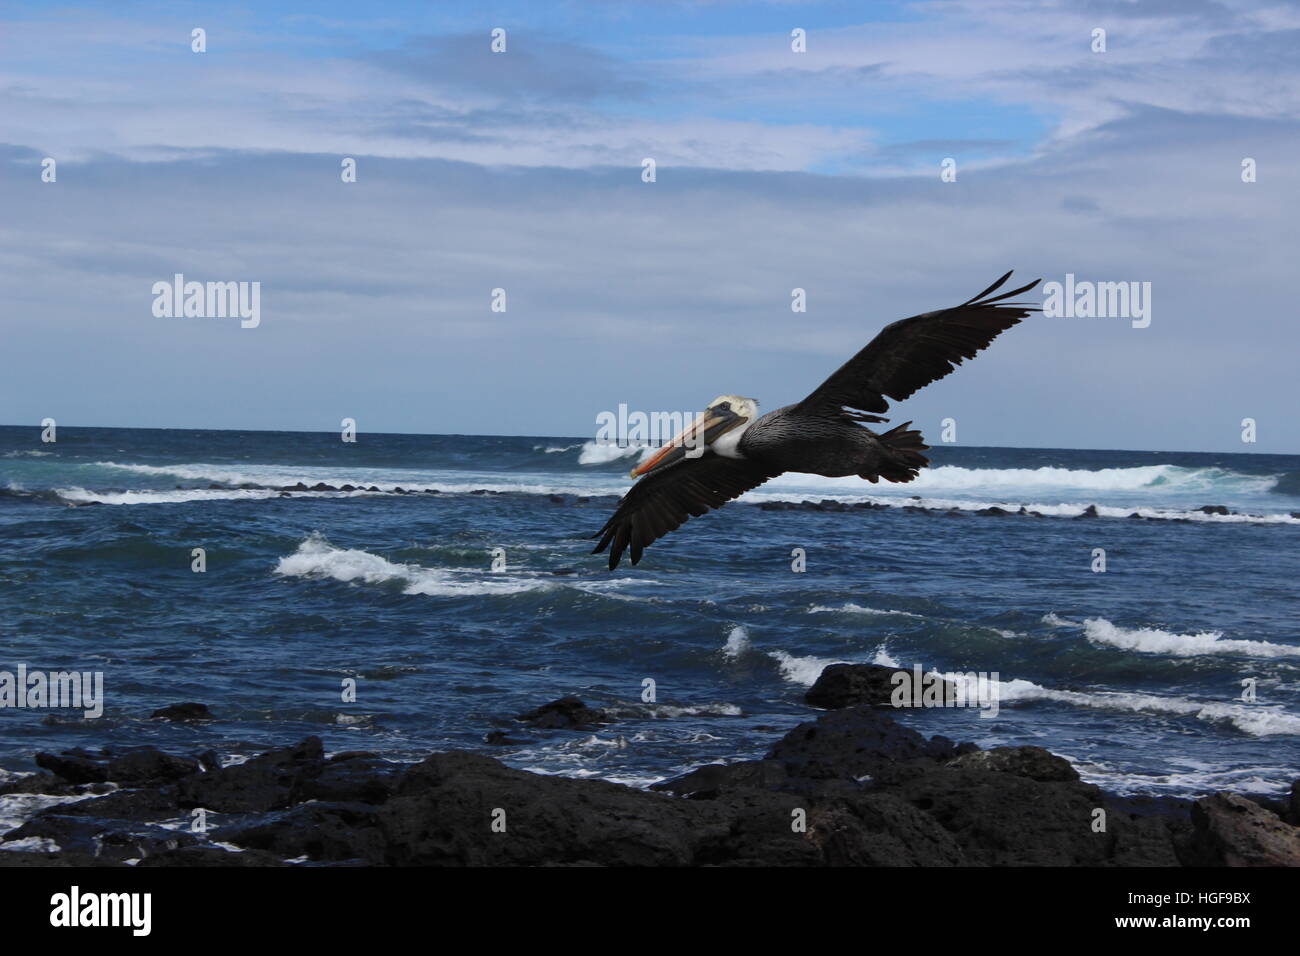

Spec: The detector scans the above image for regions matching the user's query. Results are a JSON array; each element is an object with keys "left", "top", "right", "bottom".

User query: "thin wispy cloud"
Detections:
[{"left": 1, "top": 1, "right": 1295, "bottom": 451}]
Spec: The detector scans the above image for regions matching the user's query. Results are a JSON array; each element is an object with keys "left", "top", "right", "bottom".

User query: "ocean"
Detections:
[{"left": 1, "top": 424, "right": 1298, "bottom": 806}]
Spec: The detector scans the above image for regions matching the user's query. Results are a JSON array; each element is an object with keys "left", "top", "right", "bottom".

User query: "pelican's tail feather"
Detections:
[{"left": 872, "top": 421, "right": 930, "bottom": 483}]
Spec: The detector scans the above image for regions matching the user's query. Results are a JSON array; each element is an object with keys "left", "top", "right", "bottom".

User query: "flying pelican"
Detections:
[{"left": 592, "top": 271, "right": 1040, "bottom": 569}]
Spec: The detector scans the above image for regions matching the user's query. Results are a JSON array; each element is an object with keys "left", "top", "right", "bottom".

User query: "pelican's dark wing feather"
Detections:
[
  {"left": 795, "top": 271, "right": 1040, "bottom": 415},
  {"left": 592, "top": 455, "right": 780, "bottom": 569}
]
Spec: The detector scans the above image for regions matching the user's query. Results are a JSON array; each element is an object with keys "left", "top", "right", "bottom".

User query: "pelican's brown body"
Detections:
[
  {"left": 592, "top": 271, "right": 1039, "bottom": 569},
  {"left": 738, "top": 404, "right": 928, "bottom": 482}
]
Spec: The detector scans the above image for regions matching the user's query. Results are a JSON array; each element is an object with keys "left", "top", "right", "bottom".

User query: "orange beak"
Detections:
[{"left": 629, "top": 408, "right": 743, "bottom": 479}]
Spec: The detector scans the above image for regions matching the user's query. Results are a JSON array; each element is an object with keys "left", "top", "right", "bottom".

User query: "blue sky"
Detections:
[{"left": 2, "top": 0, "right": 1297, "bottom": 452}]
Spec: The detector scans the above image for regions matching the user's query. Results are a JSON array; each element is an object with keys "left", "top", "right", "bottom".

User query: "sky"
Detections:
[{"left": 1, "top": 0, "right": 1297, "bottom": 452}]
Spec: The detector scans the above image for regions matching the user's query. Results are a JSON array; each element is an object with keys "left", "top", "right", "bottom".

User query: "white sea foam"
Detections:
[
  {"left": 274, "top": 534, "right": 552, "bottom": 596},
  {"left": 762, "top": 463, "right": 1277, "bottom": 496},
  {"left": 70, "top": 459, "right": 1300, "bottom": 522},
  {"left": 59, "top": 480, "right": 606, "bottom": 505},
  {"left": 272, "top": 534, "right": 642, "bottom": 599},
  {"left": 871, "top": 644, "right": 901, "bottom": 667},
  {"left": 1066, "top": 755, "right": 1298, "bottom": 797},
  {"left": 768, "top": 645, "right": 903, "bottom": 685},
  {"left": 58, "top": 486, "right": 285, "bottom": 505},
  {"left": 607, "top": 702, "right": 744, "bottom": 719},
  {"left": 1042, "top": 612, "right": 1078, "bottom": 627},
  {"left": 809, "top": 603, "right": 924, "bottom": 619},
  {"left": 768, "top": 650, "right": 847, "bottom": 687},
  {"left": 1080, "top": 617, "right": 1300, "bottom": 659},
  {"left": 722, "top": 625, "right": 751, "bottom": 659},
  {"left": 968, "top": 675, "right": 1300, "bottom": 736},
  {"left": 576, "top": 441, "right": 649, "bottom": 465},
  {"left": 0, "top": 792, "right": 89, "bottom": 842},
  {"left": 745, "top": 490, "right": 1300, "bottom": 524}
]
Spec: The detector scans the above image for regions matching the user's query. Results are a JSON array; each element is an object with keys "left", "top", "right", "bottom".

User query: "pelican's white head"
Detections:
[
  {"left": 708, "top": 395, "right": 759, "bottom": 422},
  {"left": 629, "top": 394, "right": 760, "bottom": 478}
]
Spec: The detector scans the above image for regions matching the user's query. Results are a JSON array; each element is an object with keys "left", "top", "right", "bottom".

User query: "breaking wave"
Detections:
[
  {"left": 989, "top": 677, "right": 1300, "bottom": 737},
  {"left": 272, "top": 533, "right": 643, "bottom": 599},
  {"left": 1080, "top": 617, "right": 1300, "bottom": 659}
]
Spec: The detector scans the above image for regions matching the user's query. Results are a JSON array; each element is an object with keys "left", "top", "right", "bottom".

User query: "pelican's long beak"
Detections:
[{"left": 629, "top": 406, "right": 745, "bottom": 478}]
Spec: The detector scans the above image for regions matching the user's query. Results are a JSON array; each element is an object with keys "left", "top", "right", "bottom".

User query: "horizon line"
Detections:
[{"left": 0, "top": 422, "right": 1291, "bottom": 460}]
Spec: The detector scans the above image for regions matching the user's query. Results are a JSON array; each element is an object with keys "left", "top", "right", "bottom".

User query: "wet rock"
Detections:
[
  {"left": 215, "top": 802, "right": 386, "bottom": 863},
  {"left": 295, "top": 754, "right": 407, "bottom": 805},
  {"left": 805, "top": 663, "right": 957, "bottom": 710},
  {"left": 108, "top": 749, "right": 201, "bottom": 785},
  {"left": 808, "top": 791, "right": 967, "bottom": 866},
  {"left": 695, "top": 788, "right": 824, "bottom": 866},
  {"left": 51, "top": 787, "right": 181, "bottom": 823},
  {"left": 1197, "top": 504, "right": 1231, "bottom": 516},
  {"left": 1076, "top": 504, "right": 1099, "bottom": 517},
  {"left": 34, "top": 746, "right": 200, "bottom": 787},
  {"left": 893, "top": 766, "right": 1106, "bottom": 865},
  {"left": 379, "top": 752, "right": 706, "bottom": 866},
  {"left": 765, "top": 705, "right": 939, "bottom": 782},
  {"left": 976, "top": 506, "right": 1009, "bottom": 516},
  {"left": 197, "top": 750, "right": 221, "bottom": 772},
  {"left": 1185, "top": 792, "right": 1300, "bottom": 866},
  {"left": 34, "top": 752, "right": 110, "bottom": 785},
  {"left": 516, "top": 696, "right": 610, "bottom": 730},
  {"left": 0, "top": 850, "right": 116, "bottom": 867},
  {"left": 176, "top": 736, "right": 325, "bottom": 813},
  {"left": 947, "top": 746, "right": 1079, "bottom": 783},
  {"left": 484, "top": 730, "right": 533, "bottom": 746},
  {"left": 150, "top": 702, "right": 214, "bottom": 722},
  {"left": 0, "top": 698, "right": 1275, "bottom": 868},
  {"left": 2, "top": 814, "right": 199, "bottom": 862},
  {"left": 651, "top": 760, "right": 788, "bottom": 799},
  {"left": 138, "top": 846, "right": 286, "bottom": 867},
  {"left": 0, "top": 772, "right": 91, "bottom": 797}
]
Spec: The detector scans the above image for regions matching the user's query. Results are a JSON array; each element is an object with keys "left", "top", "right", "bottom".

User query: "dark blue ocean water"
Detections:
[{"left": 1, "top": 424, "right": 1298, "bottom": 808}]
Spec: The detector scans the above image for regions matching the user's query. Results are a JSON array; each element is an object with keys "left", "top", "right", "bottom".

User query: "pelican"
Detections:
[{"left": 592, "top": 271, "right": 1040, "bottom": 569}]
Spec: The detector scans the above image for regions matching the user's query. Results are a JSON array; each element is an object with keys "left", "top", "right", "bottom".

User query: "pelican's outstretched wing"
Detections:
[
  {"left": 795, "top": 271, "right": 1040, "bottom": 416},
  {"left": 592, "top": 455, "right": 779, "bottom": 569}
]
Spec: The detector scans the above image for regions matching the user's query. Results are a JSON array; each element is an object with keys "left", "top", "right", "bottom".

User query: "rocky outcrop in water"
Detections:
[{"left": 2, "top": 680, "right": 1297, "bottom": 867}]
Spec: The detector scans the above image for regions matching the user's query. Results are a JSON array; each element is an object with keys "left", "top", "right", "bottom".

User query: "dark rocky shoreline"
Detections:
[{"left": 2, "top": 663, "right": 1297, "bottom": 867}]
